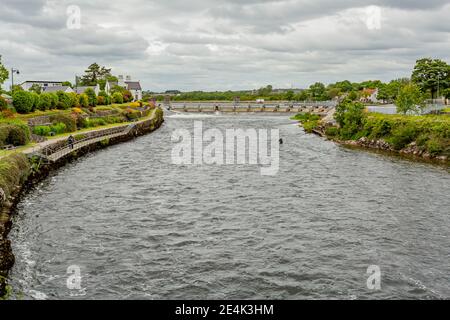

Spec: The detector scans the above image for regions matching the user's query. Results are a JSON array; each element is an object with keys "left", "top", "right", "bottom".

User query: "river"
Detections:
[{"left": 8, "top": 113, "right": 450, "bottom": 299}]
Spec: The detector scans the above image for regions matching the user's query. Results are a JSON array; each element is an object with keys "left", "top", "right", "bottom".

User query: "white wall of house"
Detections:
[
  {"left": 21, "top": 81, "right": 63, "bottom": 91},
  {"left": 130, "top": 89, "right": 142, "bottom": 101}
]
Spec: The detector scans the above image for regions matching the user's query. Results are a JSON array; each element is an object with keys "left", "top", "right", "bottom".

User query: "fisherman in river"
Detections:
[{"left": 68, "top": 135, "right": 75, "bottom": 149}]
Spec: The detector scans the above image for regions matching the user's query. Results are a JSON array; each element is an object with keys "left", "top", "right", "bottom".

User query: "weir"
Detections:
[{"left": 165, "top": 101, "right": 337, "bottom": 114}]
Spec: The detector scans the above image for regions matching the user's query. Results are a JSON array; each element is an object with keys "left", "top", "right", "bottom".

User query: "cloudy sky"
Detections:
[{"left": 1, "top": 0, "right": 449, "bottom": 91}]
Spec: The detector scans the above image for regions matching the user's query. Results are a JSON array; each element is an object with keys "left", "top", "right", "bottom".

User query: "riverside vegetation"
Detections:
[{"left": 293, "top": 99, "right": 449, "bottom": 162}]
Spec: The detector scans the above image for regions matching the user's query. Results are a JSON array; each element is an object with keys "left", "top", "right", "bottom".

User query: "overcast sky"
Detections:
[{"left": 1, "top": 0, "right": 449, "bottom": 91}]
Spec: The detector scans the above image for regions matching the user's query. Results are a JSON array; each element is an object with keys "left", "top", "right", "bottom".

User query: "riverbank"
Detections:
[
  {"left": 294, "top": 110, "right": 449, "bottom": 166},
  {"left": 0, "top": 108, "right": 164, "bottom": 297}
]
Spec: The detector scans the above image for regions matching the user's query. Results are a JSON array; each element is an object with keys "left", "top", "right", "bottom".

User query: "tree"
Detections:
[
  {"left": 411, "top": 58, "right": 450, "bottom": 99},
  {"left": 443, "top": 88, "right": 450, "bottom": 100},
  {"left": 334, "top": 98, "right": 366, "bottom": 139},
  {"left": 29, "top": 83, "right": 42, "bottom": 94},
  {"left": 0, "top": 55, "right": 8, "bottom": 88},
  {"left": 332, "top": 80, "right": 353, "bottom": 92},
  {"left": 84, "top": 88, "right": 97, "bottom": 107},
  {"left": 285, "top": 90, "right": 294, "bottom": 101},
  {"left": 38, "top": 93, "right": 53, "bottom": 111},
  {"left": 56, "top": 91, "right": 72, "bottom": 110},
  {"left": 377, "top": 78, "right": 410, "bottom": 102},
  {"left": 309, "top": 82, "right": 326, "bottom": 101},
  {"left": 257, "top": 85, "right": 273, "bottom": 96},
  {"left": 80, "top": 63, "right": 112, "bottom": 86},
  {"left": 62, "top": 81, "right": 73, "bottom": 88},
  {"left": 13, "top": 91, "right": 34, "bottom": 113},
  {"left": 296, "top": 90, "right": 309, "bottom": 101},
  {"left": 396, "top": 83, "right": 425, "bottom": 114}
]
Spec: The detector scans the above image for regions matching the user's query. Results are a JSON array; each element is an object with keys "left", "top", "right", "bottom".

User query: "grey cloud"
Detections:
[{"left": 0, "top": 0, "right": 449, "bottom": 91}]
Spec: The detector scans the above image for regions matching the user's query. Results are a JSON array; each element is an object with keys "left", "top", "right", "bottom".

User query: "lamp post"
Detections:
[{"left": 11, "top": 68, "right": 20, "bottom": 92}]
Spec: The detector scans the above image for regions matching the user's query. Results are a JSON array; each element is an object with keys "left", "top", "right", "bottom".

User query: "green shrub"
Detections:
[
  {"left": 79, "top": 94, "right": 89, "bottom": 108},
  {"left": 425, "top": 136, "right": 445, "bottom": 156},
  {"left": 30, "top": 92, "right": 40, "bottom": 112},
  {"left": 0, "top": 123, "right": 31, "bottom": 146},
  {"left": 69, "top": 92, "right": 79, "bottom": 108},
  {"left": 302, "top": 120, "right": 319, "bottom": 133},
  {"left": 85, "top": 88, "right": 97, "bottom": 107},
  {"left": 0, "top": 96, "right": 8, "bottom": 110},
  {"left": 325, "top": 126, "right": 338, "bottom": 137},
  {"left": 12, "top": 91, "right": 34, "bottom": 113},
  {"left": 97, "top": 95, "right": 105, "bottom": 105},
  {"left": 123, "top": 108, "right": 141, "bottom": 120},
  {"left": 112, "top": 92, "right": 123, "bottom": 104},
  {"left": 0, "top": 153, "right": 30, "bottom": 200},
  {"left": 50, "top": 122, "right": 67, "bottom": 134},
  {"left": 38, "top": 93, "right": 52, "bottom": 111},
  {"left": 50, "top": 114, "right": 77, "bottom": 132},
  {"left": 388, "top": 125, "right": 419, "bottom": 150},
  {"left": 49, "top": 92, "right": 59, "bottom": 109},
  {"left": 56, "top": 91, "right": 72, "bottom": 110},
  {"left": 32, "top": 125, "right": 51, "bottom": 136}
]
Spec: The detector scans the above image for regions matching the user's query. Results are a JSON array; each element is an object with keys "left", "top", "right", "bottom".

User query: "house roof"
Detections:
[
  {"left": 20, "top": 80, "right": 63, "bottom": 85},
  {"left": 75, "top": 86, "right": 96, "bottom": 94},
  {"left": 125, "top": 81, "right": 142, "bottom": 91},
  {"left": 42, "top": 86, "right": 72, "bottom": 93}
]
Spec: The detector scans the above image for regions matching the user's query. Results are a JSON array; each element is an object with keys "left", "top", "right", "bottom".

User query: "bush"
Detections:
[
  {"left": 56, "top": 91, "right": 72, "bottom": 110},
  {"left": 12, "top": 91, "right": 34, "bottom": 113},
  {"left": 122, "top": 90, "right": 132, "bottom": 102},
  {"left": 30, "top": 92, "right": 40, "bottom": 112},
  {"left": 388, "top": 125, "right": 419, "bottom": 150},
  {"left": 325, "top": 126, "right": 339, "bottom": 137},
  {"left": 97, "top": 95, "right": 105, "bottom": 105},
  {"left": 85, "top": 88, "right": 97, "bottom": 107},
  {"left": 0, "top": 123, "right": 31, "bottom": 146},
  {"left": 123, "top": 108, "right": 141, "bottom": 120},
  {"left": 79, "top": 94, "right": 89, "bottom": 108},
  {"left": 33, "top": 125, "right": 52, "bottom": 136},
  {"left": 49, "top": 92, "right": 59, "bottom": 109},
  {"left": 425, "top": 137, "right": 444, "bottom": 155},
  {"left": 0, "top": 153, "right": 30, "bottom": 200},
  {"left": 50, "top": 122, "right": 67, "bottom": 134},
  {"left": 334, "top": 99, "right": 366, "bottom": 140},
  {"left": 0, "top": 96, "right": 7, "bottom": 110},
  {"left": 38, "top": 93, "right": 52, "bottom": 111},
  {"left": 69, "top": 92, "right": 79, "bottom": 108},
  {"left": 50, "top": 114, "right": 77, "bottom": 132},
  {"left": 112, "top": 92, "right": 124, "bottom": 104},
  {"left": 129, "top": 102, "right": 140, "bottom": 108}
]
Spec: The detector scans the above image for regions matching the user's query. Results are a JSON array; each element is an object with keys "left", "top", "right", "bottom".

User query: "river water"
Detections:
[{"left": 8, "top": 113, "right": 450, "bottom": 299}]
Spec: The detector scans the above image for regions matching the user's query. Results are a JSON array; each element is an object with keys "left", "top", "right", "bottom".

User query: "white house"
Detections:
[
  {"left": 106, "top": 75, "right": 142, "bottom": 101},
  {"left": 360, "top": 88, "right": 380, "bottom": 103},
  {"left": 75, "top": 84, "right": 100, "bottom": 95},
  {"left": 42, "top": 85, "right": 74, "bottom": 94},
  {"left": 20, "top": 80, "right": 63, "bottom": 91}
]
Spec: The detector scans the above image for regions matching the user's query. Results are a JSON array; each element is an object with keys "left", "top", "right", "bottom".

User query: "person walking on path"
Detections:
[{"left": 68, "top": 135, "right": 75, "bottom": 150}]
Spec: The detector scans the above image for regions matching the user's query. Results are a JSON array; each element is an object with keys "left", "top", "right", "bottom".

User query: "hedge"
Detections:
[{"left": 12, "top": 91, "right": 33, "bottom": 113}]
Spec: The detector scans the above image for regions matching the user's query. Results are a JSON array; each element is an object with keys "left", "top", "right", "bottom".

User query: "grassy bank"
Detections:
[{"left": 294, "top": 103, "right": 450, "bottom": 159}]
